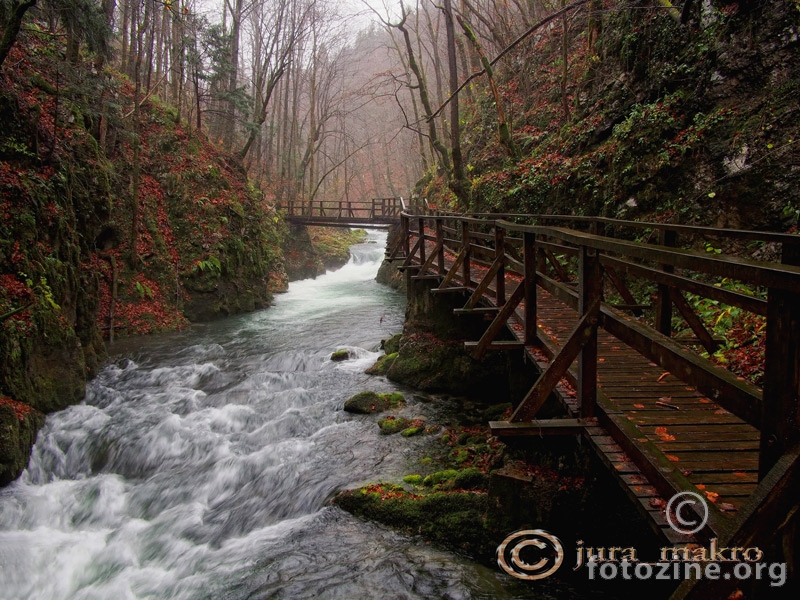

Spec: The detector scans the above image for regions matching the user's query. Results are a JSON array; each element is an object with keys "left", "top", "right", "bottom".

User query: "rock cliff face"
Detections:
[{"left": 0, "top": 39, "right": 286, "bottom": 485}]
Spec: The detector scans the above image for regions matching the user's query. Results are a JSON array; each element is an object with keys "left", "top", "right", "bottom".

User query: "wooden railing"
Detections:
[
  {"left": 284, "top": 197, "right": 410, "bottom": 224},
  {"left": 393, "top": 212, "right": 800, "bottom": 478}
]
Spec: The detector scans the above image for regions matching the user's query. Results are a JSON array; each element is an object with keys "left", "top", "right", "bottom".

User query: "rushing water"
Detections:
[{"left": 0, "top": 231, "right": 550, "bottom": 600}]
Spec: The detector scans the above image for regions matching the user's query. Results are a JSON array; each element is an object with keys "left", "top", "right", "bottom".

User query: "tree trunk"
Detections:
[
  {"left": 442, "top": 0, "right": 468, "bottom": 203},
  {"left": 0, "top": 0, "right": 37, "bottom": 70}
]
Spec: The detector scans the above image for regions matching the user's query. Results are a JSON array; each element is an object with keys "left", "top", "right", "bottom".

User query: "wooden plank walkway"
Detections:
[{"left": 390, "top": 214, "right": 800, "bottom": 557}]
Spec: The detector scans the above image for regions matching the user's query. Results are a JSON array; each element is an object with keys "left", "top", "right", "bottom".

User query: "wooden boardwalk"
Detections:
[{"left": 388, "top": 212, "right": 800, "bottom": 597}]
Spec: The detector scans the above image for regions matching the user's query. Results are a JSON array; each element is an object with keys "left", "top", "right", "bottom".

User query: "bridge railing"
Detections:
[
  {"left": 285, "top": 197, "right": 405, "bottom": 221},
  {"left": 397, "top": 211, "right": 800, "bottom": 479}
]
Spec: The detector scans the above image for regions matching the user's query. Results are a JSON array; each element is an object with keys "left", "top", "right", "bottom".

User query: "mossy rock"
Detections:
[
  {"left": 403, "top": 474, "right": 424, "bottom": 485},
  {"left": 381, "top": 333, "right": 401, "bottom": 355},
  {"left": 343, "top": 391, "right": 406, "bottom": 414},
  {"left": 330, "top": 349, "right": 352, "bottom": 362},
  {"left": 451, "top": 467, "right": 489, "bottom": 491},
  {"left": 401, "top": 425, "right": 424, "bottom": 437},
  {"left": 365, "top": 352, "right": 397, "bottom": 375},
  {"left": 423, "top": 469, "right": 459, "bottom": 487},
  {"left": 378, "top": 416, "right": 410, "bottom": 434},
  {"left": 333, "top": 484, "right": 491, "bottom": 556}
]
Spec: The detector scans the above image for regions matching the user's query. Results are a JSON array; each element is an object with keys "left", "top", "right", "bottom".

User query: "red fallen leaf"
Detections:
[
  {"left": 699, "top": 398, "right": 711, "bottom": 404},
  {"left": 657, "top": 372, "right": 670, "bottom": 382},
  {"left": 719, "top": 503, "right": 738, "bottom": 512},
  {"left": 727, "top": 590, "right": 745, "bottom": 600},
  {"left": 682, "top": 470, "right": 692, "bottom": 477},
  {"left": 634, "top": 403, "right": 645, "bottom": 409},
  {"left": 695, "top": 484, "right": 706, "bottom": 490},
  {"left": 666, "top": 454, "right": 680, "bottom": 462},
  {"left": 705, "top": 491, "right": 720, "bottom": 503},
  {"left": 655, "top": 426, "right": 669, "bottom": 435},
  {"left": 649, "top": 498, "right": 666, "bottom": 509},
  {"left": 733, "top": 472, "right": 748, "bottom": 478}
]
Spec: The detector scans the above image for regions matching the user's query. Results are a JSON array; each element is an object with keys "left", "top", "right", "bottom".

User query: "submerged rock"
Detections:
[{"left": 330, "top": 349, "right": 352, "bottom": 362}]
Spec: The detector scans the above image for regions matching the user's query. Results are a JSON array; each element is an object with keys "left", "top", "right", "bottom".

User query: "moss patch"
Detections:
[{"left": 377, "top": 416, "right": 410, "bottom": 434}]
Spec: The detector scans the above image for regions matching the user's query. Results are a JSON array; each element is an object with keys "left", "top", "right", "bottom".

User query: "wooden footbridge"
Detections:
[
  {"left": 285, "top": 197, "right": 417, "bottom": 228},
  {"left": 387, "top": 211, "right": 800, "bottom": 597}
]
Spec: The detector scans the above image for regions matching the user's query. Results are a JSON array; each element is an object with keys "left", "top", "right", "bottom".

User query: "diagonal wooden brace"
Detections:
[
  {"left": 471, "top": 282, "right": 525, "bottom": 360},
  {"left": 439, "top": 247, "right": 467, "bottom": 289},
  {"left": 510, "top": 297, "right": 601, "bottom": 423},
  {"left": 417, "top": 239, "right": 444, "bottom": 276},
  {"left": 400, "top": 235, "right": 423, "bottom": 269},
  {"left": 463, "top": 256, "right": 503, "bottom": 310},
  {"left": 672, "top": 288, "right": 719, "bottom": 354}
]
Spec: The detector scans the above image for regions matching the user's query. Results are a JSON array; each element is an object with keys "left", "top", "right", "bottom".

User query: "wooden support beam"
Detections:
[
  {"left": 436, "top": 219, "right": 445, "bottom": 274},
  {"left": 418, "top": 218, "right": 426, "bottom": 265},
  {"left": 417, "top": 239, "right": 444, "bottom": 276},
  {"left": 463, "top": 256, "right": 503, "bottom": 310},
  {"left": 671, "top": 289, "right": 719, "bottom": 354},
  {"left": 544, "top": 247, "right": 571, "bottom": 282},
  {"left": 655, "top": 229, "right": 677, "bottom": 337},
  {"left": 578, "top": 247, "right": 602, "bottom": 418},
  {"left": 461, "top": 221, "right": 471, "bottom": 286},
  {"left": 469, "top": 282, "right": 526, "bottom": 360},
  {"left": 604, "top": 265, "right": 643, "bottom": 317},
  {"left": 524, "top": 232, "right": 538, "bottom": 345},
  {"left": 495, "top": 225, "right": 506, "bottom": 305},
  {"left": 510, "top": 297, "right": 601, "bottom": 423},
  {"left": 431, "top": 286, "right": 469, "bottom": 294},
  {"left": 490, "top": 418, "right": 596, "bottom": 437},
  {"left": 439, "top": 247, "right": 467, "bottom": 290},
  {"left": 400, "top": 235, "right": 423, "bottom": 269},
  {"left": 760, "top": 244, "right": 800, "bottom": 478}
]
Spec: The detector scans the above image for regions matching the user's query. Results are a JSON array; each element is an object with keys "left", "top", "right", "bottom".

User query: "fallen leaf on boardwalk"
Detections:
[
  {"left": 666, "top": 454, "right": 680, "bottom": 462},
  {"left": 695, "top": 484, "right": 706, "bottom": 490},
  {"left": 733, "top": 472, "right": 748, "bottom": 478},
  {"left": 649, "top": 498, "right": 666, "bottom": 509},
  {"left": 699, "top": 398, "right": 711, "bottom": 404},
  {"left": 658, "top": 372, "right": 670, "bottom": 382},
  {"left": 682, "top": 470, "right": 692, "bottom": 477},
  {"left": 719, "top": 503, "right": 738, "bottom": 512},
  {"left": 705, "top": 491, "right": 720, "bottom": 503},
  {"left": 655, "top": 426, "right": 669, "bottom": 435},
  {"left": 714, "top": 409, "right": 729, "bottom": 415},
  {"left": 634, "top": 403, "right": 645, "bottom": 409},
  {"left": 727, "top": 590, "right": 745, "bottom": 600}
]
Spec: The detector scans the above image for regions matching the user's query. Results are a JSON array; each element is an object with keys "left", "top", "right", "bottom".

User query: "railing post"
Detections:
[
  {"left": 418, "top": 217, "right": 426, "bottom": 265},
  {"left": 495, "top": 224, "right": 506, "bottom": 305},
  {"left": 760, "top": 242, "right": 800, "bottom": 478},
  {"left": 578, "top": 245, "right": 602, "bottom": 418},
  {"left": 402, "top": 214, "right": 410, "bottom": 257},
  {"left": 523, "top": 231, "right": 537, "bottom": 345},
  {"left": 461, "top": 221, "right": 471, "bottom": 286},
  {"left": 655, "top": 229, "right": 677, "bottom": 336},
  {"left": 435, "top": 219, "right": 445, "bottom": 274}
]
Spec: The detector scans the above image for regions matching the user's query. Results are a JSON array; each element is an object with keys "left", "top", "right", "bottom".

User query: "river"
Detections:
[{"left": 0, "top": 231, "right": 560, "bottom": 599}]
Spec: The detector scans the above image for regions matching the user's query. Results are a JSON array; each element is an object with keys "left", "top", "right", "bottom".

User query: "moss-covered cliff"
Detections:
[
  {"left": 0, "top": 34, "right": 286, "bottom": 484},
  {"left": 423, "top": 0, "right": 800, "bottom": 232}
]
